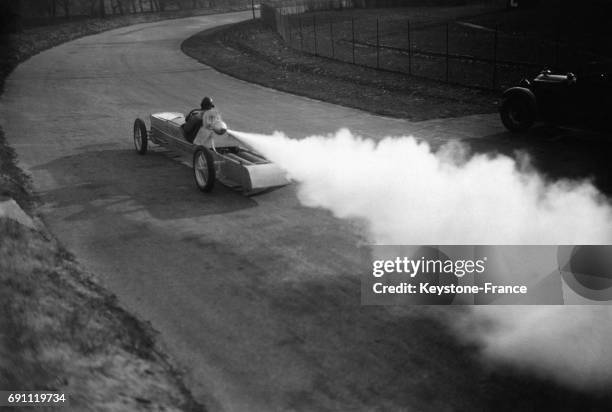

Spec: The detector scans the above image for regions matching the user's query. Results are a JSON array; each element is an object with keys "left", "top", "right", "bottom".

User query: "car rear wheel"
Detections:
[
  {"left": 500, "top": 96, "right": 535, "bottom": 133},
  {"left": 193, "top": 147, "right": 215, "bottom": 192},
  {"left": 133, "top": 118, "right": 148, "bottom": 154}
]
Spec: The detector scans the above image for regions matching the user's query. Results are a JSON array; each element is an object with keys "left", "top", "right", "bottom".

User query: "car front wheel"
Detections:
[
  {"left": 193, "top": 147, "right": 215, "bottom": 192},
  {"left": 500, "top": 96, "right": 535, "bottom": 133}
]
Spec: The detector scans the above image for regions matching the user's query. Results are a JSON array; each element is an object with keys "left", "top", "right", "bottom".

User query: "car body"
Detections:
[
  {"left": 132, "top": 111, "right": 289, "bottom": 194},
  {"left": 499, "top": 64, "right": 611, "bottom": 132}
]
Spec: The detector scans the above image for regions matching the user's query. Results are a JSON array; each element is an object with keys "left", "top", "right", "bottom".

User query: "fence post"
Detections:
[
  {"left": 407, "top": 19, "right": 411, "bottom": 75},
  {"left": 313, "top": 15, "right": 318, "bottom": 56},
  {"left": 300, "top": 16, "right": 304, "bottom": 51},
  {"left": 352, "top": 17, "right": 356, "bottom": 64},
  {"left": 492, "top": 25, "right": 498, "bottom": 89},
  {"left": 376, "top": 18, "right": 380, "bottom": 69},
  {"left": 330, "top": 19, "right": 335, "bottom": 58},
  {"left": 445, "top": 22, "right": 449, "bottom": 83},
  {"left": 555, "top": 25, "right": 560, "bottom": 69},
  {"left": 288, "top": 14, "right": 292, "bottom": 44},
  {"left": 251, "top": 0, "right": 255, "bottom": 19}
]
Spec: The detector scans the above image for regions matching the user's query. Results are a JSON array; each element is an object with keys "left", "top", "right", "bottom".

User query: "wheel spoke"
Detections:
[
  {"left": 134, "top": 126, "right": 141, "bottom": 150},
  {"left": 196, "top": 153, "right": 208, "bottom": 185}
]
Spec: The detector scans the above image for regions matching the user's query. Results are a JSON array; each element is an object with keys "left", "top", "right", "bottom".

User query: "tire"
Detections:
[
  {"left": 133, "top": 118, "right": 148, "bottom": 154},
  {"left": 193, "top": 147, "right": 215, "bottom": 192},
  {"left": 500, "top": 95, "right": 536, "bottom": 133}
]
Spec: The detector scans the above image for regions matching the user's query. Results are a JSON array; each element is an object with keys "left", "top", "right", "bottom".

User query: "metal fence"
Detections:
[{"left": 262, "top": 2, "right": 606, "bottom": 90}]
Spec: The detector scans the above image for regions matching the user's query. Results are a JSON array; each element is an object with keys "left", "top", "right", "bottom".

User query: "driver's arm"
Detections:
[{"left": 185, "top": 109, "right": 199, "bottom": 122}]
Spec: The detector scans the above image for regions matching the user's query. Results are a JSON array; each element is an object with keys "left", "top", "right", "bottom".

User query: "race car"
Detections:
[
  {"left": 500, "top": 63, "right": 611, "bottom": 132},
  {"left": 132, "top": 111, "right": 289, "bottom": 194}
]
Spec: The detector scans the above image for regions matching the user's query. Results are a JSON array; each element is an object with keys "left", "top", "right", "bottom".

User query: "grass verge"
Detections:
[{"left": 182, "top": 18, "right": 498, "bottom": 121}]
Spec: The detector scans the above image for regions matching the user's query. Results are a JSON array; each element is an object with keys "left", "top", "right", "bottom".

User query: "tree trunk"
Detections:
[{"left": 90, "top": 0, "right": 97, "bottom": 16}]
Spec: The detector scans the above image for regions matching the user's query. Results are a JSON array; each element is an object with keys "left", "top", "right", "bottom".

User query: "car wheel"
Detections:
[
  {"left": 500, "top": 96, "right": 535, "bottom": 133},
  {"left": 133, "top": 118, "right": 148, "bottom": 154},
  {"left": 193, "top": 147, "right": 215, "bottom": 192}
]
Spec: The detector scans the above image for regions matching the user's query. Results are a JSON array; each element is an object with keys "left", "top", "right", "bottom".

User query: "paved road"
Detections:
[{"left": 5, "top": 10, "right": 599, "bottom": 412}]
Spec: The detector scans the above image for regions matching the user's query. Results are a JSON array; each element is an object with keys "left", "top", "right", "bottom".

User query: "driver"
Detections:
[{"left": 182, "top": 96, "right": 216, "bottom": 143}]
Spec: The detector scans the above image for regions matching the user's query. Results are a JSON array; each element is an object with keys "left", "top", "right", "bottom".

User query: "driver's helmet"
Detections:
[{"left": 201, "top": 96, "right": 214, "bottom": 111}]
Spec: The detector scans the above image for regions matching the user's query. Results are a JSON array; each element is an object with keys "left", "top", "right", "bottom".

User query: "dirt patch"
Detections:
[{"left": 182, "top": 18, "right": 497, "bottom": 121}]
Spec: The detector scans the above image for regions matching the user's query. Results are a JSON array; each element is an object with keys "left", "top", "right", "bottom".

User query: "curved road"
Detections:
[{"left": 2, "top": 11, "right": 593, "bottom": 412}]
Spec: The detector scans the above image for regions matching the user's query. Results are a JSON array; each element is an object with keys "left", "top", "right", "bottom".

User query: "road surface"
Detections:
[{"left": 3, "top": 10, "right": 601, "bottom": 412}]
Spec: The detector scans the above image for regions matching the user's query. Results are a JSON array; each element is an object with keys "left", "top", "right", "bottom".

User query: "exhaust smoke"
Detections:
[{"left": 231, "top": 128, "right": 612, "bottom": 389}]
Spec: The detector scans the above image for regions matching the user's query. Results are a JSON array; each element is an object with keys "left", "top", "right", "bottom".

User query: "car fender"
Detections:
[{"left": 501, "top": 87, "right": 537, "bottom": 115}]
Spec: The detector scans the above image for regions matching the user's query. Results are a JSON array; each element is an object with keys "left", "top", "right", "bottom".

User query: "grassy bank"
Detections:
[
  {"left": 0, "top": 217, "right": 204, "bottom": 411},
  {"left": 182, "top": 18, "right": 497, "bottom": 121}
]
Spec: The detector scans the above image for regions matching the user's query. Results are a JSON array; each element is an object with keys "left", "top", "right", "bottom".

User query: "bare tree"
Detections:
[{"left": 115, "top": 0, "right": 124, "bottom": 14}]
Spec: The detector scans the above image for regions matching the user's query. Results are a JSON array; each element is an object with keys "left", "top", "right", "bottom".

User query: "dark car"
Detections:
[{"left": 499, "top": 63, "right": 611, "bottom": 133}]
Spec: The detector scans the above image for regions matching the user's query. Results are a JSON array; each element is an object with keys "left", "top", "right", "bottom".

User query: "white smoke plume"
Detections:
[
  {"left": 231, "top": 128, "right": 612, "bottom": 390},
  {"left": 233, "top": 128, "right": 612, "bottom": 244},
  {"left": 459, "top": 306, "right": 612, "bottom": 389}
]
